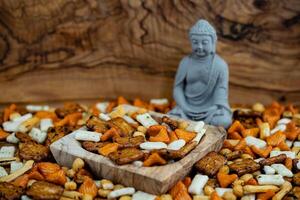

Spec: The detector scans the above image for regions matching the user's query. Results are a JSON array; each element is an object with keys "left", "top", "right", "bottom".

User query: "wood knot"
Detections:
[{"left": 253, "top": 0, "right": 269, "bottom": 10}]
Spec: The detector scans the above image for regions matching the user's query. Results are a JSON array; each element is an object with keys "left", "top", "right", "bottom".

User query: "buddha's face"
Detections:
[{"left": 190, "top": 34, "right": 213, "bottom": 58}]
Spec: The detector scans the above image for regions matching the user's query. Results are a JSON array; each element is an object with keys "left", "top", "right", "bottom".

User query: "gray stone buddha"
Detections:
[{"left": 169, "top": 19, "right": 232, "bottom": 128}]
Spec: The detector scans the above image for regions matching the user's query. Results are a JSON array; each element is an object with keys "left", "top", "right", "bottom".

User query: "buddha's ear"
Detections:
[{"left": 209, "top": 35, "right": 217, "bottom": 54}]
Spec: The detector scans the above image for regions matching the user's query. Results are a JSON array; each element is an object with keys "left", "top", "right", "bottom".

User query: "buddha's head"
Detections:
[{"left": 189, "top": 19, "right": 217, "bottom": 59}]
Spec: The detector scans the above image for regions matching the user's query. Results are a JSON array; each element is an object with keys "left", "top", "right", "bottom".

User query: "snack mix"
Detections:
[{"left": 0, "top": 97, "right": 299, "bottom": 200}]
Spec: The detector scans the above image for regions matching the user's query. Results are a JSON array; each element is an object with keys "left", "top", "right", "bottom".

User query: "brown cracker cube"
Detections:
[
  {"left": 195, "top": 151, "right": 226, "bottom": 177},
  {"left": 108, "top": 117, "right": 135, "bottom": 137},
  {"left": 108, "top": 148, "right": 144, "bottom": 165}
]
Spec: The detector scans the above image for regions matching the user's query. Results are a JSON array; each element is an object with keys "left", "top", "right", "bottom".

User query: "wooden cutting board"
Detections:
[{"left": 50, "top": 105, "right": 226, "bottom": 195}]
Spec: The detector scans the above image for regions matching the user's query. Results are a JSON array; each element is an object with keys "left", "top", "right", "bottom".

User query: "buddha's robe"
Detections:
[{"left": 169, "top": 54, "right": 232, "bottom": 128}]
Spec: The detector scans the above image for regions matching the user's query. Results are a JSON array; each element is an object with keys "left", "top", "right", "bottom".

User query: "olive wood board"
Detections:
[{"left": 50, "top": 105, "right": 226, "bottom": 195}]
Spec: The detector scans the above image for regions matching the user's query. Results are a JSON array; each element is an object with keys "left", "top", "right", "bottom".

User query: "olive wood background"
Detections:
[{"left": 0, "top": 0, "right": 299, "bottom": 105}]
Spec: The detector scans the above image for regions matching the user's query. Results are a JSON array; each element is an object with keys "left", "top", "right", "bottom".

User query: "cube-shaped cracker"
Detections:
[{"left": 195, "top": 151, "right": 226, "bottom": 177}]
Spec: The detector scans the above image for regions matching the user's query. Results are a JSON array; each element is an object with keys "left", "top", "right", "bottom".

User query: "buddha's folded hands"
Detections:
[{"left": 186, "top": 105, "right": 218, "bottom": 115}]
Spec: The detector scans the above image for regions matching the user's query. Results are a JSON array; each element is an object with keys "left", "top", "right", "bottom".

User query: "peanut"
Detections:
[
  {"left": 98, "top": 188, "right": 112, "bottom": 198},
  {"left": 219, "top": 165, "right": 230, "bottom": 174},
  {"left": 240, "top": 174, "right": 253, "bottom": 182},
  {"left": 66, "top": 169, "right": 76, "bottom": 178},
  {"left": 137, "top": 126, "right": 147, "bottom": 134},
  {"left": 82, "top": 194, "right": 93, "bottom": 200},
  {"left": 203, "top": 185, "right": 215, "bottom": 196},
  {"left": 233, "top": 184, "right": 243, "bottom": 197},
  {"left": 223, "top": 191, "right": 237, "bottom": 200},
  {"left": 160, "top": 194, "right": 173, "bottom": 200},
  {"left": 113, "top": 184, "right": 124, "bottom": 190},
  {"left": 252, "top": 103, "right": 265, "bottom": 113},
  {"left": 133, "top": 131, "right": 146, "bottom": 138},
  {"left": 179, "top": 121, "right": 189, "bottom": 130},
  {"left": 101, "top": 179, "right": 114, "bottom": 190},
  {"left": 119, "top": 196, "right": 132, "bottom": 200},
  {"left": 220, "top": 148, "right": 232, "bottom": 156},
  {"left": 64, "top": 181, "right": 77, "bottom": 191},
  {"left": 241, "top": 154, "right": 253, "bottom": 160},
  {"left": 72, "top": 158, "right": 84, "bottom": 172}
]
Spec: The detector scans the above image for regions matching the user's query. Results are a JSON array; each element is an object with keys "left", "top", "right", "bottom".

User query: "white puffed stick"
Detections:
[
  {"left": 132, "top": 191, "right": 156, "bottom": 200},
  {"left": 256, "top": 174, "right": 285, "bottom": 186},
  {"left": 40, "top": 118, "right": 53, "bottom": 132},
  {"left": 293, "top": 141, "right": 300, "bottom": 147},
  {"left": 263, "top": 165, "right": 276, "bottom": 175},
  {"left": 29, "top": 128, "right": 47, "bottom": 144},
  {"left": 74, "top": 130, "right": 102, "bottom": 142},
  {"left": 107, "top": 187, "right": 135, "bottom": 199},
  {"left": 167, "top": 139, "right": 186, "bottom": 151},
  {"left": 136, "top": 113, "right": 158, "bottom": 128},
  {"left": 0, "top": 160, "right": 34, "bottom": 182},
  {"left": 26, "top": 105, "right": 49, "bottom": 112},
  {"left": 95, "top": 102, "right": 109, "bottom": 113},
  {"left": 122, "top": 115, "right": 138, "bottom": 125},
  {"left": 140, "top": 142, "right": 167, "bottom": 150},
  {"left": 243, "top": 185, "right": 280, "bottom": 194},
  {"left": 272, "top": 181, "right": 292, "bottom": 200},
  {"left": 13, "top": 113, "right": 33, "bottom": 122},
  {"left": 187, "top": 121, "right": 205, "bottom": 132},
  {"left": 0, "top": 146, "right": 16, "bottom": 158},
  {"left": 2, "top": 113, "right": 33, "bottom": 132},
  {"left": 6, "top": 133, "right": 19, "bottom": 144},
  {"left": 150, "top": 98, "right": 169, "bottom": 105},
  {"left": 10, "top": 161, "right": 24, "bottom": 173},
  {"left": 21, "top": 195, "right": 33, "bottom": 200},
  {"left": 193, "top": 128, "right": 206, "bottom": 144},
  {"left": 271, "top": 124, "right": 286, "bottom": 134},
  {"left": 270, "top": 150, "right": 296, "bottom": 159},
  {"left": 271, "top": 164, "right": 293, "bottom": 177},
  {"left": 0, "top": 166, "right": 8, "bottom": 177},
  {"left": 245, "top": 136, "right": 266, "bottom": 149},
  {"left": 277, "top": 118, "right": 291, "bottom": 125},
  {"left": 188, "top": 174, "right": 209, "bottom": 195}
]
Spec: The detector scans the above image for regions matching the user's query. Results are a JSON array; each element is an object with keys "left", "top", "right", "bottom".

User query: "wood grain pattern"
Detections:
[
  {"left": 50, "top": 105, "right": 226, "bottom": 195},
  {"left": 0, "top": 0, "right": 299, "bottom": 105}
]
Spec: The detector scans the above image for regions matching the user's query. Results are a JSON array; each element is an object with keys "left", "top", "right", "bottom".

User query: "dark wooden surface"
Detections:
[{"left": 0, "top": 0, "right": 299, "bottom": 105}]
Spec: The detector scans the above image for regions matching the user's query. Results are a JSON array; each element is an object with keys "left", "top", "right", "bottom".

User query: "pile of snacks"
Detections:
[
  {"left": 76, "top": 103, "right": 206, "bottom": 166},
  {"left": 0, "top": 97, "right": 299, "bottom": 200}
]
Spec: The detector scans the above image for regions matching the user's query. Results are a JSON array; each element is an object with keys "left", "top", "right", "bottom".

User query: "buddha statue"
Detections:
[{"left": 169, "top": 19, "right": 232, "bottom": 128}]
